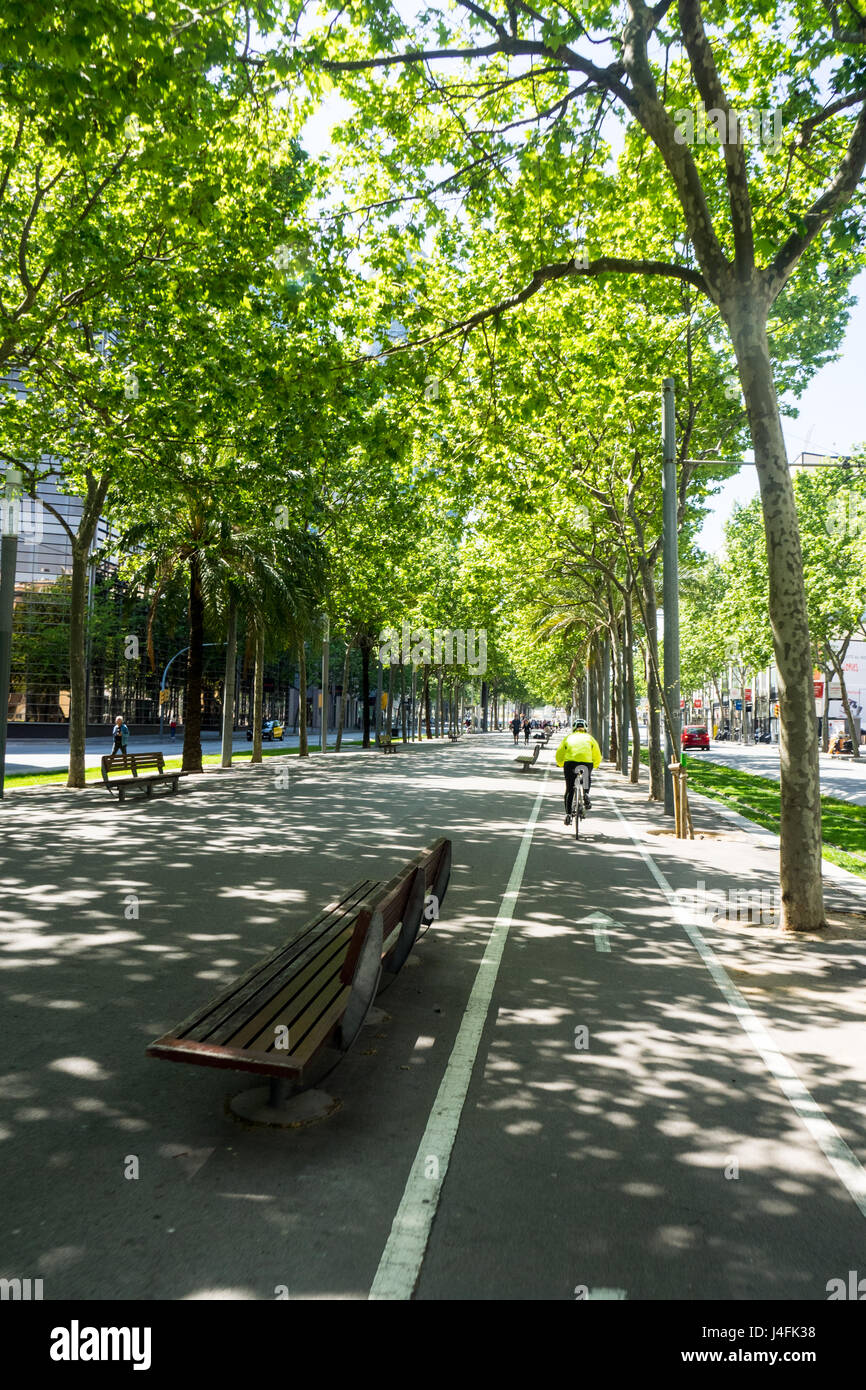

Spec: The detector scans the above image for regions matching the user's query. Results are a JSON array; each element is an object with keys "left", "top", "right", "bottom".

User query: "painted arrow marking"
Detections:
[{"left": 575, "top": 912, "right": 626, "bottom": 953}]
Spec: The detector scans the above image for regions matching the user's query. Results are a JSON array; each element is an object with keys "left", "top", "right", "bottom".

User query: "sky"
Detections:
[{"left": 697, "top": 271, "right": 866, "bottom": 554}]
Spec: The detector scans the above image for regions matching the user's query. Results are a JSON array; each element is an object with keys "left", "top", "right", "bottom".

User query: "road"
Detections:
[
  {"left": 4, "top": 729, "right": 355, "bottom": 776},
  {"left": 690, "top": 740, "right": 866, "bottom": 806},
  {"left": 1, "top": 734, "right": 865, "bottom": 1300}
]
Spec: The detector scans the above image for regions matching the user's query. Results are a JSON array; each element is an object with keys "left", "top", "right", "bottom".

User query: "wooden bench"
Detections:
[
  {"left": 147, "top": 837, "right": 452, "bottom": 1109},
  {"left": 101, "top": 751, "right": 185, "bottom": 802},
  {"left": 515, "top": 742, "right": 541, "bottom": 772}
]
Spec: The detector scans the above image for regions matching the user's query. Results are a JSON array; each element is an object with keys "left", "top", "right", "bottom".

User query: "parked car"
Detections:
[
  {"left": 682, "top": 724, "right": 710, "bottom": 751},
  {"left": 246, "top": 719, "right": 284, "bottom": 742}
]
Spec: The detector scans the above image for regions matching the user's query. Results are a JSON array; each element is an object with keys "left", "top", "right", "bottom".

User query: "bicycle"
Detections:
[{"left": 564, "top": 763, "right": 591, "bottom": 840}]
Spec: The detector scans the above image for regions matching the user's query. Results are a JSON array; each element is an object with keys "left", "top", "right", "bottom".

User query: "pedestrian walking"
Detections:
[
  {"left": 523, "top": 717, "right": 531, "bottom": 745},
  {"left": 111, "top": 715, "right": 130, "bottom": 759},
  {"left": 169, "top": 718, "right": 177, "bottom": 740},
  {"left": 510, "top": 713, "right": 521, "bottom": 745}
]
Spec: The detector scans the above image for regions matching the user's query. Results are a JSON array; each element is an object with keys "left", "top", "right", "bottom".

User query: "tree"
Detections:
[{"left": 309, "top": 0, "right": 866, "bottom": 927}]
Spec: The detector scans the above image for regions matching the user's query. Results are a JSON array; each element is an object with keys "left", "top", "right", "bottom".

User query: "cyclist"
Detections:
[{"left": 555, "top": 718, "right": 602, "bottom": 822}]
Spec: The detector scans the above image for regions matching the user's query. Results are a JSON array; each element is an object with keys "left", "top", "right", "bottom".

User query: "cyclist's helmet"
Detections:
[{"left": 572, "top": 718, "right": 587, "bottom": 731}]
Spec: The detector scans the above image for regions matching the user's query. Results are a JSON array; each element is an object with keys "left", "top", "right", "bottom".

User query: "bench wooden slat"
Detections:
[
  {"left": 102, "top": 749, "right": 185, "bottom": 801},
  {"left": 285, "top": 985, "right": 353, "bottom": 1069},
  {"left": 175, "top": 880, "right": 376, "bottom": 1044},
  {"left": 132, "top": 754, "right": 164, "bottom": 773},
  {"left": 245, "top": 972, "right": 348, "bottom": 1057},
  {"left": 228, "top": 925, "right": 358, "bottom": 1050},
  {"left": 147, "top": 842, "right": 452, "bottom": 1091}
]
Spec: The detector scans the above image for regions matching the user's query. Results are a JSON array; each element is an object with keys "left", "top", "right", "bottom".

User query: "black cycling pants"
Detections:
[{"left": 564, "top": 761, "right": 593, "bottom": 810}]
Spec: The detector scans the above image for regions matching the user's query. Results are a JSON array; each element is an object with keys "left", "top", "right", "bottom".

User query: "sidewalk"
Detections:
[
  {"left": 3, "top": 728, "right": 357, "bottom": 776},
  {"left": 1, "top": 735, "right": 864, "bottom": 1299}
]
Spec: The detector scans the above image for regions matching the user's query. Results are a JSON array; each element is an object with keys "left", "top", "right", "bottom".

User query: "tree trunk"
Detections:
[
  {"left": 220, "top": 597, "right": 237, "bottom": 768},
  {"left": 618, "top": 620, "right": 628, "bottom": 777},
  {"left": 251, "top": 627, "right": 264, "bottom": 764},
  {"left": 588, "top": 647, "right": 598, "bottom": 735},
  {"left": 360, "top": 635, "right": 371, "bottom": 748},
  {"left": 66, "top": 541, "right": 90, "bottom": 788},
  {"left": 729, "top": 314, "right": 824, "bottom": 930},
  {"left": 375, "top": 660, "right": 383, "bottom": 745},
  {"left": 609, "top": 644, "right": 619, "bottom": 766},
  {"left": 182, "top": 557, "right": 204, "bottom": 774},
  {"left": 336, "top": 637, "right": 352, "bottom": 751},
  {"left": 640, "top": 564, "right": 664, "bottom": 801},
  {"left": 410, "top": 664, "right": 416, "bottom": 741},
  {"left": 424, "top": 666, "right": 432, "bottom": 738},
  {"left": 298, "top": 639, "right": 308, "bottom": 757},
  {"left": 625, "top": 591, "right": 640, "bottom": 784},
  {"left": 401, "top": 661, "right": 407, "bottom": 742},
  {"left": 65, "top": 475, "right": 109, "bottom": 789},
  {"left": 384, "top": 662, "right": 395, "bottom": 745},
  {"left": 606, "top": 636, "right": 614, "bottom": 767}
]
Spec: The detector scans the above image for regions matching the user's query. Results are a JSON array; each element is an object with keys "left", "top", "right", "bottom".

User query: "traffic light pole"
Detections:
[{"left": 662, "top": 377, "right": 681, "bottom": 818}]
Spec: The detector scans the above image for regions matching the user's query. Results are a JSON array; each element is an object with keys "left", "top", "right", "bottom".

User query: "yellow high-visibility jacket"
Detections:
[{"left": 555, "top": 730, "right": 602, "bottom": 769}]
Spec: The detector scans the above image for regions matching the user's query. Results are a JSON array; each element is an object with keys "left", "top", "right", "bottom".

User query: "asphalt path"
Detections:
[{"left": 1, "top": 734, "right": 864, "bottom": 1301}]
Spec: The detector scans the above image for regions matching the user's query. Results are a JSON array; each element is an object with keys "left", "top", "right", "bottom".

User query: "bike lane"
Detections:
[{"left": 398, "top": 759, "right": 866, "bottom": 1300}]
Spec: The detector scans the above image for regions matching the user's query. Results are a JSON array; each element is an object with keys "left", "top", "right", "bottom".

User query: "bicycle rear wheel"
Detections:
[{"left": 574, "top": 785, "right": 583, "bottom": 839}]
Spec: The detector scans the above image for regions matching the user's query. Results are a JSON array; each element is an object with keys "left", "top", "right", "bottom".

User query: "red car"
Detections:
[{"left": 682, "top": 724, "right": 710, "bottom": 751}]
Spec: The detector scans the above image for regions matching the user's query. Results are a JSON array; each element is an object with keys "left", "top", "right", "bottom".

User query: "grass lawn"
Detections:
[
  {"left": 3, "top": 737, "right": 369, "bottom": 790},
  {"left": 640, "top": 751, "right": 866, "bottom": 879}
]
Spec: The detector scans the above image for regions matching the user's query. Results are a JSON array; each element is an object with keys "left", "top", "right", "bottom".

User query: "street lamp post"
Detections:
[
  {"left": 662, "top": 377, "right": 681, "bottom": 817},
  {"left": 0, "top": 469, "right": 23, "bottom": 799},
  {"left": 160, "top": 643, "right": 224, "bottom": 737}
]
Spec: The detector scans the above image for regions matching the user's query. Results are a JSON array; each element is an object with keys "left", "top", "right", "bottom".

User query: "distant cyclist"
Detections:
[{"left": 555, "top": 718, "right": 602, "bottom": 821}]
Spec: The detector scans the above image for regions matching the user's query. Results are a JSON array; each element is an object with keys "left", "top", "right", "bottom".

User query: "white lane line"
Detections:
[
  {"left": 593, "top": 922, "right": 611, "bottom": 953},
  {"left": 587, "top": 1287, "right": 627, "bottom": 1300},
  {"left": 575, "top": 911, "right": 612, "bottom": 952},
  {"left": 603, "top": 786, "right": 866, "bottom": 1221},
  {"left": 369, "top": 766, "right": 551, "bottom": 1300}
]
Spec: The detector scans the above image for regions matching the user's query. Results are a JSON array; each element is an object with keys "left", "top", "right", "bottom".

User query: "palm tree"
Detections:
[
  {"left": 125, "top": 492, "right": 243, "bottom": 774},
  {"left": 223, "top": 527, "right": 327, "bottom": 765}
]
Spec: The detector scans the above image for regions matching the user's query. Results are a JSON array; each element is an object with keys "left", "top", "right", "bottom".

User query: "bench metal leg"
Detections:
[
  {"left": 269, "top": 1078, "right": 290, "bottom": 1109},
  {"left": 229, "top": 1077, "right": 340, "bottom": 1128}
]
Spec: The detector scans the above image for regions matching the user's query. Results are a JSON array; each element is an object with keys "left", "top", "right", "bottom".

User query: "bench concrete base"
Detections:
[{"left": 229, "top": 1084, "right": 341, "bottom": 1129}]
